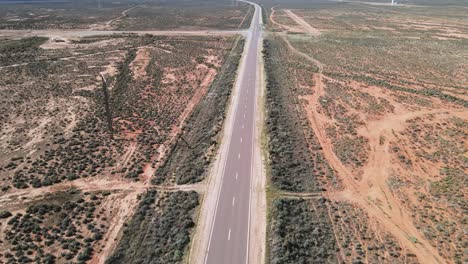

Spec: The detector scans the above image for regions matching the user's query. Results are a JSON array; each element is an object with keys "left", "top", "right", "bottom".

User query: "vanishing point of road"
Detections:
[{"left": 204, "top": 2, "right": 262, "bottom": 264}]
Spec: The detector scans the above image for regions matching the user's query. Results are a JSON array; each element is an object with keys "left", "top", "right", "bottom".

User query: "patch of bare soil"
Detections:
[
  {"left": 129, "top": 47, "right": 151, "bottom": 79},
  {"left": 89, "top": 190, "right": 143, "bottom": 264},
  {"left": 285, "top": 35, "right": 465, "bottom": 263}
]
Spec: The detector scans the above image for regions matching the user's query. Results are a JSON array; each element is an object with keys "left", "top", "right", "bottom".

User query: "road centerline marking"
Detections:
[{"left": 228, "top": 228, "right": 231, "bottom": 241}]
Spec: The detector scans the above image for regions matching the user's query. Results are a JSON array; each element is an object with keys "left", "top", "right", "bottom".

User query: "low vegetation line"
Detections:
[
  {"left": 239, "top": 5, "right": 254, "bottom": 29},
  {"left": 262, "top": 38, "right": 318, "bottom": 192},
  {"left": 106, "top": 190, "right": 199, "bottom": 264},
  {"left": 263, "top": 36, "right": 341, "bottom": 264}
]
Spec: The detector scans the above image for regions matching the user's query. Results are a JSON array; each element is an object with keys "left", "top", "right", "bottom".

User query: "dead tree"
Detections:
[
  {"left": 100, "top": 73, "right": 114, "bottom": 139},
  {"left": 179, "top": 135, "right": 192, "bottom": 149}
]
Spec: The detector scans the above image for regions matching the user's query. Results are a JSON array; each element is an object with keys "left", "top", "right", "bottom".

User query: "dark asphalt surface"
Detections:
[{"left": 205, "top": 3, "right": 262, "bottom": 264}]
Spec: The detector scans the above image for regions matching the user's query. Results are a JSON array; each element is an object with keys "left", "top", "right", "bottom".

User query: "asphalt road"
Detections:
[{"left": 204, "top": 3, "right": 262, "bottom": 264}]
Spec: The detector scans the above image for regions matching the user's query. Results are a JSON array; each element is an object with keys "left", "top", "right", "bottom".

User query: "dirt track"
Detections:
[
  {"left": 284, "top": 9, "right": 321, "bottom": 36},
  {"left": 279, "top": 22, "right": 453, "bottom": 263}
]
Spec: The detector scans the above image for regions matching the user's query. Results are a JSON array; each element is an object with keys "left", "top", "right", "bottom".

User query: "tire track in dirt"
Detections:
[
  {"left": 269, "top": 7, "right": 305, "bottom": 33},
  {"left": 281, "top": 34, "right": 447, "bottom": 264},
  {"left": 91, "top": 6, "right": 139, "bottom": 30},
  {"left": 283, "top": 9, "right": 321, "bottom": 36}
]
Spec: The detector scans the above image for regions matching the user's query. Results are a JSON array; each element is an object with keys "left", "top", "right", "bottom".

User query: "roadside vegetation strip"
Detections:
[
  {"left": 268, "top": 198, "right": 338, "bottom": 264},
  {"left": 2, "top": 188, "right": 115, "bottom": 263},
  {"left": 260, "top": 4, "right": 268, "bottom": 26},
  {"left": 263, "top": 36, "right": 342, "bottom": 264},
  {"left": 106, "top": 190, "right": 199, "bottom": 264},
  {"left": 263, "top": 37, "right": 321, "bottom": 192},
  {"left": 153, "top": 36, "right": 246, "bottom": 185},
  {"left": 239, "top": 4, "right": 255, "bottom": 29}
]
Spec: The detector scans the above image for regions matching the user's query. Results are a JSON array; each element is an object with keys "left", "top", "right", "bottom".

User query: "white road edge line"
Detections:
[
  {"left": 245, "top": 3, "right": 261, "bottom": 264},
  {"left": 203, "top": 1, "right": 260, "bottom": 263},
  {"left": 203, "top": 21, "right": 248, "bottom": 263},
  {"left": 228, "top": 228, "right": 232, "bottom": 241},
  {"left": 232, "top": 197, "right": 236, "bottom": 206}
]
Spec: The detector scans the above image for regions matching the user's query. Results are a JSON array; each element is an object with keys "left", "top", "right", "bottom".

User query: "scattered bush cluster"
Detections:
[
  {"left": 327, "top": 201, "right": 418, "bottom": 263},
  {"left": 328, "top": 72, "right": 468, "bottom": 108},
  {"left": 268, "top": 198, "right": 338, "bottom": 263},
  {"left": 1, "top": 34, "right": 236, "bottom": 189},
  {"left": 11, "top": 117, "right": 117, "bottom": 189},
  {"left": 153, "top": 37, "right": 245, "bottom": 185},
  {"left": 0, "top": 37, "right": 48, "bottom": 66},
  {"left": 1, "top": 189, "right": 108, "bottom": 263},
  {"left": 107, "top": 190, "right": 199, "bottom": 264}
]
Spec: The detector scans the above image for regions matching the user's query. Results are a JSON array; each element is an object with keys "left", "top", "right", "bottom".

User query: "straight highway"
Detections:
[{"left": 204, "top": 2, "right": 262, "bottom": 263}]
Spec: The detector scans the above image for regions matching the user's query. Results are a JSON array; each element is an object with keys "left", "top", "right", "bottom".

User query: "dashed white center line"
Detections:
[
  {"left": 243, "top": 113, "right": 246, "bottom": 118},
  {"left": 232, "top": 197, "right": 236, "bottom": 206},
  {"left": 235, "top": 172, "right": 238, "bottom": 180},
  {"left": 238, "top": 153, "right": 241, "bottom": 159},
  {"left": 242, "top": 124, "right": 244, "bottom": 129},
  {"left": 240, "top": 137, "right": 243, "bottom": 143},
  {"left": 228, "top": 228, "right": 231, "bottom": 241}
]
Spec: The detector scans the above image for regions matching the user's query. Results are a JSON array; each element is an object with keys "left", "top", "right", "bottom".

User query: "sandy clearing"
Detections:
[
  {"left": 284, "top": 10, "right": 321, "bottom": 36},
  {"left": 0, "top": 177, "right": 146, "bottom": 210},
  {"left": 281, "top": 34, "right": 448, "bottom": 263},
  {"left": 141, "top": 163, "right": 155, "bottom": 184},
  {"left": 89, "top": 190, "right": 144, "bottom": 264},
  {"left": 130, "top": 47, "right": 151, "bottom": 79},
  {"left": 303, "top": 78, "right": 446, "bottom": 264}
]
